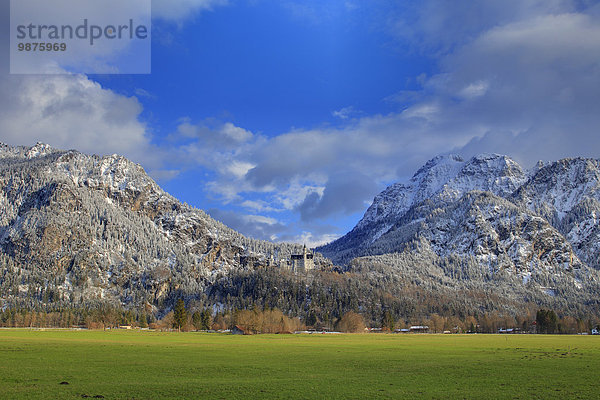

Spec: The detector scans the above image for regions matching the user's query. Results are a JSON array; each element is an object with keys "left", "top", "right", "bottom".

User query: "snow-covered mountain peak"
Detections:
[
  {"left": 357, "top": 153, "right": 525, "bottom": 230},
  {"left": 0, "top": 142, "right": 62, "bottom": 160},
  {"left": 438, "top": 153, "right": 526, "bottom": 200},
  {"left": 410, "top": 154, "right": 465, "bottom": 195},
  {"left": 462, "top": 153, "right": 519, "bottom": 172},
  {"left": 51, "top": 149, "right": 160, "bottom": 196},
  {"left": 25, "top": 142, "right": 58, "bottom": 159},
  {"left": 319, "top": 153, "right": 600, "bottom": 274},
  {"left": 355, "top": 155, "right": 465, "bottom": 231}
]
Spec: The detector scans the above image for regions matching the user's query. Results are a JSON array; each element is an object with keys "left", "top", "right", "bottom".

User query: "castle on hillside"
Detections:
[
  {"left": 290, "top": 245, "right": 314, "bottom": 273},
  {"left": 271, "top": 245, "right": 314, "bottom": 273},
  {"left": 265, "top": 245, "right": 315, "bottom": 273}
]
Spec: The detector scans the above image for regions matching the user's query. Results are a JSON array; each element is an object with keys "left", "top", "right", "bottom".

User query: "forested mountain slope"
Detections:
[{"left": 0, "top": 143, "right": 310, "bottom": 312}]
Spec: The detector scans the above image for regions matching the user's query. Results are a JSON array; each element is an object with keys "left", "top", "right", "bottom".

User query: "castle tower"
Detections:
[{"left": 303, "top": 245, "right": 314, "bottom": 271}]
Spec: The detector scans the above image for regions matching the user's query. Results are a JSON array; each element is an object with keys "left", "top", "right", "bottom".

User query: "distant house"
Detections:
[
  {"left": 232, "top": 325, "right": 250, "bottom": 335},
  {"left": 409, "top": 325, "right": 429, "bottom": 333}
]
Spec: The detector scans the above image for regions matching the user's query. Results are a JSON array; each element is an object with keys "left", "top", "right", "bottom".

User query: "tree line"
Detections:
[{"left": 2, "top": 304, "right": 598, "bottom": 335}]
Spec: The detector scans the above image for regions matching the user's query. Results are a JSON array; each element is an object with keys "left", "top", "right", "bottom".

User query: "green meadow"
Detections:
[{"left": 0, "top": 330, "right": 599, "bottom": 399}]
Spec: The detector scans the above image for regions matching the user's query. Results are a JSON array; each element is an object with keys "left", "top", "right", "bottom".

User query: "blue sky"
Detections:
[
  {"left": 99, "top": 2, "right": 427, "bottom": 142},
  {"left": 1, "top": 0, "right": 600, "bottom": 245}
]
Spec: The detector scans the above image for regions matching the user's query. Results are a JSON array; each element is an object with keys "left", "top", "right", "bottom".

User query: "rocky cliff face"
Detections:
[
  {"left": 0, "top": 143, "right": 307, "bottom": 310},
  {"left": 514, "top": 158, "right": 600, "bottom": 269}
]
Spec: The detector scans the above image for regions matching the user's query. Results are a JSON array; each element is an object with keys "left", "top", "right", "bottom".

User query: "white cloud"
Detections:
[
  {"left": 0, "top": 72, "right": 164, "bottom": 169},
  {"left": 207, "top": 208, "right": 287, "bottom": 242},
  {"left": 400, "top": 103, "right": 439, "bottom": 121},
  {"left": 150, "top": 169, "right": 181, "bottom": 182},
  {"left": 180, "top": 110, "right": 472, "bottom": 223},
  {"left": 134, "top": 88, "right": 156, "bottom": 99},
  {"left": 332, "top": 106, "right": 356, "bottom": 120},
  {"left": 459, "top": 81, "right": 489, "bottom": 99},
  {"left": 176, "top": 119, "right": 200, "bottom": 138},
  {"left": 240, "top": 200, "right": 283, "bottom": 213},
  {"left": 205, "top": 181, "right": 243, "bottom": 203},
  {"left": 221, "top": 122, "right": 253, "bottom": 143},
  {"left": 174, "top": 119, "right": 256, "bottom": 149},
  {"left": 225, "top": 160, "right": 255, "bottom": 179},
  {"left": 285, "top": 231, "right": 340, "bottom": 248},
  {"left": 387, "top": 0, "right": 585, "bottom": 55},
  {"left": 244, "top": 214, "right": 278, "bottom": 226},
  {"left": 435, "top": 12, "right": 600, "bottom": 162},
  {"left": 275, "top": 182, "right": 325, "bottom": 211}
]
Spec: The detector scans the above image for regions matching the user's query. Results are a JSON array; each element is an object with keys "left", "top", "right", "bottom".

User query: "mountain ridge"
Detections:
[{"left": 318, "top": 153, "right": 600, "bottom": 273}]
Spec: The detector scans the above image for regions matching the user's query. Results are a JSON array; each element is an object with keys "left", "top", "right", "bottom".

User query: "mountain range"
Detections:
[{"left": 1, "top": 144, "right": 599, "bottom": 322}]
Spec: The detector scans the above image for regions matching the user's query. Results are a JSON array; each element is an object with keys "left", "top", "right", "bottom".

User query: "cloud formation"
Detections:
[
  {"left": 0, "top": 73, "right": 165, "bottom": 169},
  {"left": 207, "top": 208, "right": 287, "bottom": 242},
  {"left": 174, "top": 0, "right": 600, "bottom": 242}
]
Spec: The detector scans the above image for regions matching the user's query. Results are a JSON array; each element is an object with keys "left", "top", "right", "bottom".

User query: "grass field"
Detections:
[{"left": 0, "top": 330, "right": 599, "bottom": 399}]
